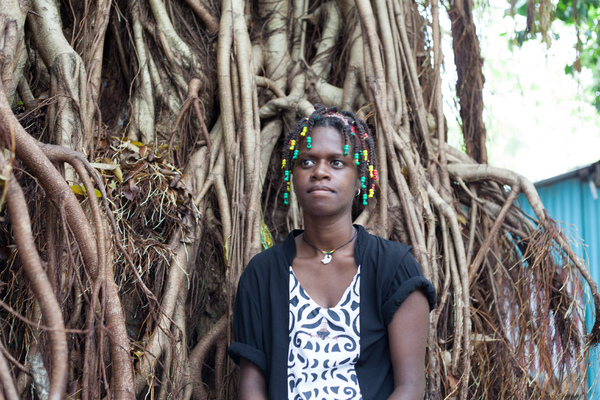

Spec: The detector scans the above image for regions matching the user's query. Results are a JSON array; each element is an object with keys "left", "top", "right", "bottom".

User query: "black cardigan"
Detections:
[{"left": 228, "top": 225, "right": 436, "bottom": 399}]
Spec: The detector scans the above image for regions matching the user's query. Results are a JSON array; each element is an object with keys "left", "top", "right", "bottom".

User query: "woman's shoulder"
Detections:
[
  {"left": 246, "top": 242, "right": 286, "bottom": 269},
  {"left": 241, "top": 230, "right": 298, "bottom": 278},
  {"left": 357, "top": 225, "right": 413, "bottom": 260},
  {"left": 236, "top": 233, "right": 297, "bottom": 304},
  {"left": 371, "top": 233, "right": 412, "bottom": 253}
]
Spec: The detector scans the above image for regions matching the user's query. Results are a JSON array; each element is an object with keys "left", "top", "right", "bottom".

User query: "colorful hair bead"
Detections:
[
  {"left": 306, "top": 136, "right": 312, "bottom": 149},
  {"left": 284, "top": 170, "right": 290, "bottom": 181},
  {"left": 369, "top": 165, "right": 374, "bottom": 178},
  {"left": 293, "top": 149, "right": 299, "bottom": 159},
  {"left": 289, "top": 139, "right": 296, "bottom": 150},
  {"left": 360, "top": 176, "right": 366, "bottom": 189},
  {"left": 282, "top": 159, "right": 287, "bottom": 169},
  {"left": 301, "top": 126, "right": 307, "bottom": 137},
  {"left": 363, "top": 150, "right": 368, "bottom": 162},
  {"left": 354, "top": 153, "right": 360, "bottom": 165},
  {"left": 373, "top": 169, "right": 378, "bottom": 180},
  {"left": 362, "top": 193, "right": 368, "bottom": 205},
  {"left": 287, "top": 182, "right": 291, "bottom": 191},
  {"left": 368, "top": 184, "right": 375, "bottom": 198},
  {"left": 344, "top": 144, "right": 349, "bottom": 156}
]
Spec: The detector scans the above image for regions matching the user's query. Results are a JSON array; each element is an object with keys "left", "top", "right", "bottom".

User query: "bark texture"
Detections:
[{"left": 449, "top": 0, "right": 488, "bottom": 164}]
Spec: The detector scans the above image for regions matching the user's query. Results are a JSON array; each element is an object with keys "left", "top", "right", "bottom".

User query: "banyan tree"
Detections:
[{"left": 0, "top": 0, "right": 597, "bottom": 398}]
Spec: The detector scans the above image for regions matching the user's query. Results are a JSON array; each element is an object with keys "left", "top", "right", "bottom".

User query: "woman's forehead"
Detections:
[
  {"left": 308, "top": 126, "right": 348, "bottom": 146},
  {"left": 311, "top": 125, "right": 343, "bottom": 139}
]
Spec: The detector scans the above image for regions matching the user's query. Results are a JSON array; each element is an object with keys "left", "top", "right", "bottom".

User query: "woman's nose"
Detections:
[{"left": 311, "top": 160, "right": 330, "bottom": 180}]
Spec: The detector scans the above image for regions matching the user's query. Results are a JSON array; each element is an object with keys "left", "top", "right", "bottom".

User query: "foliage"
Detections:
[{"left": 508, "top": 0, "right": 600, "bottom": 110}]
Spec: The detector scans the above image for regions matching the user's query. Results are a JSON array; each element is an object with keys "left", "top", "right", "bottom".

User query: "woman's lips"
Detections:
[{"left": 308, "top": 185, "right": 333, "bottom": 193}]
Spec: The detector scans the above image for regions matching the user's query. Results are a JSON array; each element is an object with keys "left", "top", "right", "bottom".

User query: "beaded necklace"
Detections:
[{"left": 302, "top": 228, "right": 358, "bottom": 264}]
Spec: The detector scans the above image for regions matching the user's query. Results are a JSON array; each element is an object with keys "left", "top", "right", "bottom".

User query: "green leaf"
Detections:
[{"left": 565, "top": 63, "right": 574, "bottom": 74}]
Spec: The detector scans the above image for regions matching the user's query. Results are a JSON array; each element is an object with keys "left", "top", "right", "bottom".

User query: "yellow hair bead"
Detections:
[
  {"left": 289, "top": 139, "right": 296, "bottom": 150},
  {"left": 282, "top": 159, "right": 287, "bottom": 168},
  {"left": 301, "top": 126, "right": 307, "bottom": 136}
]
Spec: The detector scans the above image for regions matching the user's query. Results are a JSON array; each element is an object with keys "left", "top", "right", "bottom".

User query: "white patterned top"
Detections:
[{"left": 288, "top": 266, "right": 362, "bottom": 400}]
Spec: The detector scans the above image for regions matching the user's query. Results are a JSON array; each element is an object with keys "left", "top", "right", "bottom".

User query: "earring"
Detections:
[{"left": 356, "top": 188, "right": 361, "bottom": 197}]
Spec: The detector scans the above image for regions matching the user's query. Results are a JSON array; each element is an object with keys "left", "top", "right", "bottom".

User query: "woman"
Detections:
[{"left": 228, "top": 105, "right": 436, "bottom": 399}]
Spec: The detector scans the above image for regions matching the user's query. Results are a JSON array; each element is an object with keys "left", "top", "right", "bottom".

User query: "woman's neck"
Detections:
[{"left": 301, "top": 215, "right": 355, "bottom": 251}]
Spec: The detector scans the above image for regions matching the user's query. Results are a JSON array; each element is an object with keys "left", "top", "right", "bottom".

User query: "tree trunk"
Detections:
[{"left": 449, "top": 0, "right": 488, "bottom": 164}]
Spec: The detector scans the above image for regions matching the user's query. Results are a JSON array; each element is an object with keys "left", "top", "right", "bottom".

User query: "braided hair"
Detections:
[{"left": 281, "top": 105, "right": 378, "bottom": 206}]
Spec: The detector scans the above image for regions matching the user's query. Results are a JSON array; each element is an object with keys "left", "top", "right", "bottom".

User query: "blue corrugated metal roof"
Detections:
[{"left": 517, "top": 160, "right": 600, "bottom": 398}]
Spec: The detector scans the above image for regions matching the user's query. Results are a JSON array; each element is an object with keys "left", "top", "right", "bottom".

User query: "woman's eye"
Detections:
[
  {"left": 300, "top": 159, "right": 314, "bottom": 167},
  {"left": 331, "top": 160, "right": 344, "bottom": 167}
]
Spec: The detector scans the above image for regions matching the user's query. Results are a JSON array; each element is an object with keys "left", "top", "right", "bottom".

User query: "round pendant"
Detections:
[{"left": 321, "top": 254, "right": 332, "bottom": 264}]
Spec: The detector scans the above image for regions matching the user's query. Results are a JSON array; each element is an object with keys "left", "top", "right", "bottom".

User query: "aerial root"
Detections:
[{"left": 189, "top": 315, "right": 228, "bottom": 400}]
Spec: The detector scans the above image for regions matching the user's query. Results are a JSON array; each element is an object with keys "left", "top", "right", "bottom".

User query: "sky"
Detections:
[{"left": 442, "top": 0, "right": 600, "bottom": 183}]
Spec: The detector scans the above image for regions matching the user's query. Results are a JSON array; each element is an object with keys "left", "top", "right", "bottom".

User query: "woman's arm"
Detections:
[
  {"left": 239, "top": 358, "right": 269, "bottom": 400},
  {"left": 387, "top": 290, "right": 431, "bottom": 400}
]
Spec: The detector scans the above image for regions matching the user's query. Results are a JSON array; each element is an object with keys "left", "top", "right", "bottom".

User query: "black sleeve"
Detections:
[
  {"left": 227, "top": 275, "right": 268, "bottom": 374},
  {"left": 380, "top": 250, "right": 437, "bottom": 325}
]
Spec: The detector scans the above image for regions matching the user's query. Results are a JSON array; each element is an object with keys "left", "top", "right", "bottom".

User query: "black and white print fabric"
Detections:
[{"left": 288, "top": 266, "right": 362, "bottom": 400}]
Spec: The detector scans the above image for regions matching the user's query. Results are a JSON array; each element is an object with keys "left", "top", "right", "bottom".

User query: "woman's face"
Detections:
[{"left": 292, "top": 125, "right": 359, "bottom": 219}]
